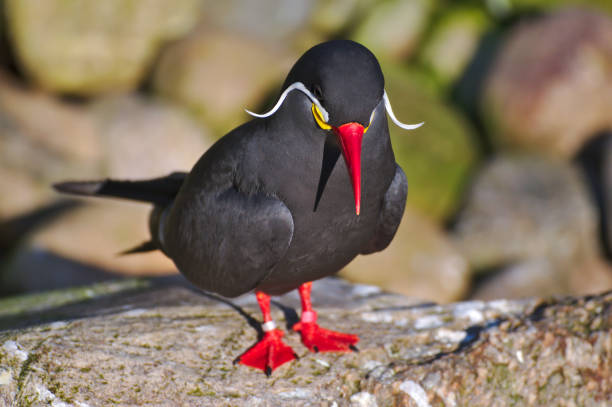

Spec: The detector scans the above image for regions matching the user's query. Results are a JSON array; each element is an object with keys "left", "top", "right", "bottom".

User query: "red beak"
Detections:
[{"left": 333, "top": 122, "right": 364, "bottom": 215}]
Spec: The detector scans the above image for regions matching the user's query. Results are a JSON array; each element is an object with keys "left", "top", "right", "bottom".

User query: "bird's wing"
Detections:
[
  {"left": 360, "top": 164, "right": 407, "bottom": 254},
  {"left": 164, "top": 186, "right": 294, "bottom": 298}
]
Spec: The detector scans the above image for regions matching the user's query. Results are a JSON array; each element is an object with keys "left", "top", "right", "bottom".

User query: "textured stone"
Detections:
[
  {"left": 510, "top": 0, "right": 612, "bottom": 14},
  {"left": 0, "top": 72, "right": 100, "bottom": 217},
  {"left": 471, "top": 256, "right": 612, "bottom": 300},
  {"left": 360, "top": 291, "right": 611, "bottom": 406},
  {"left": 481, "top": 8, "right": 612, "bottom": 157},
  {"left": 310, "top": 0, "right": 367, "bottom": 36},
  {"left": 29, "top": 201, "right": 177, "bottom": 277},
  {"left": 0, "top": 278, "right": 609, "bottom": 406},
  {"left": 452, "top": 155, "right": 598, "bottom": 270},
  {"left": 0, "top": 81, "right": 211, "bottom": 276},
  {"left": 200, "top": 0, "right": 313, "bottom": 41},
  {"left": 419, "top": 6, "right": 492, "bottom": 86},
  {"left": 384, "top": 66, "right": 478, "bottom": 220},
  {"left": 0, "top": 72, "right": 100, "bottom": 164},
  {"left": 452, "top": 154, "right": 612, "bottom": 299},
  {"left": 154, "top": 29, "right": 294, "bottom": 135},
  {"left": 5, "top": 0, "right": 202, "bottom": 94},
  {"left": 352, "top": 0, "right": 435, "bottom": 61},
  {"left": 342, "top": 206, "right": 470, "bottom": 303},
  {"left": 90, "top": 95, "right": 210, "bottom": 179}
]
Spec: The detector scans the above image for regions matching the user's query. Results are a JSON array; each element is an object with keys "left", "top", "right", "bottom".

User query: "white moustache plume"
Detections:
[
  {"left": 383, "top": 90, "right": 424, "bottom": 130},
  {"left": 245, "top": 82, "right": 424, "bottom": 132},
  {"left": 245, "top": 82, "right": 329, "bottom": 122}
]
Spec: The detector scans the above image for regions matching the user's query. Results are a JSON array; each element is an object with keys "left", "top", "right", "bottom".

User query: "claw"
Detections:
[
  {"left": 293, "top": 321, "right": 359, "bottom": 353},
  {"left": 236, "top": 329, "right": 297, "bottom": 375}
]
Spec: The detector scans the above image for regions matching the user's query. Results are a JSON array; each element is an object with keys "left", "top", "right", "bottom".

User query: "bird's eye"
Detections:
[
  {"left": 312, "top": 85, "right": 323, "bottom": 100},
  {"left": 312, "top": 104, "right": 331, "bottom": 130}
]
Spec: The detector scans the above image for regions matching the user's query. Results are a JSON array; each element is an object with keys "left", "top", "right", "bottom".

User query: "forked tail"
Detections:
[
  {"left": 53, "top": 172, "right": 187, "bottom": 205},
  {"left": 53, "top": 172, "right": 187, "bottom": 254}
]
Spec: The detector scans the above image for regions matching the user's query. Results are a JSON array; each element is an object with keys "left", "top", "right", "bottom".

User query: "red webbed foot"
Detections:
[
  {"left": 293, "top": 310, "right": 359, "bottom": 353},
  {"left": 234, "top": 328, "right": 297, "bottom": 376}
]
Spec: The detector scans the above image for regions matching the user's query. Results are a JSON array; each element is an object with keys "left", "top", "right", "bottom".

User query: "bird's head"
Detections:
[{"left": 246, "top": 40, "right": 423, "bottom": 215}]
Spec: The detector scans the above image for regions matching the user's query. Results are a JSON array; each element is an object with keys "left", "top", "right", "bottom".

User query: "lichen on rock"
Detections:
[{"left": 0, "top": 277, "right": 609, "bottom": 405}]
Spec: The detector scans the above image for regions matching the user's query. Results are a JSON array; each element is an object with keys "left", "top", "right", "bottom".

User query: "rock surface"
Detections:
[
  {"left": 419, "top": 6, "right": 491, "bottom": 86},
  {"left": 5, "top": 0, "right": 202, "bottom": 95},
  {"left": 309, "top": 0, "right": 365, "bottom": 36},
  {"left": 153, "top": 29, "right": 293, "bottom": 134},
  {"left": 200, "top": 0, "right": 313, "bottom": 42},
  {"left": 510, "top": 0, "right": 612, "bottom": 14},
  {"left": 384, "top": 67, "right": 478, "bottom": 221},
  {"left": 89, "top": 95, "right": 211, "bottom": 179},
  {"left": 352, "top": 0, "right": 434, "bottom": 61},
  {"left": 0, "top": 72, "right": 101, "bottom": 217},
  {"left": 481, "top": 8, "right": 612, "bottom": 157},
  {"left": 451, "top": 154, "right": 612, "bottom": 298},
  {"left": 452, "top": 155, "right": 599, "bottom": 270},
  {"left": 341, "top": 206, "right": 470, "bottom": 303},
  {"left": 0, "top": 73, "right": 211, "bottom": 276},
  {"left": 0, "top": 278, "right": 609, "bottom": 406}
]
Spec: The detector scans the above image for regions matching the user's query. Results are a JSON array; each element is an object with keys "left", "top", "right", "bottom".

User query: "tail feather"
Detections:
[
  {"left": 118, "top": 240, "right": 158, "bottom": 255},
  {"left": 53, "top": 172, "right": 187, "bottom": 205}
]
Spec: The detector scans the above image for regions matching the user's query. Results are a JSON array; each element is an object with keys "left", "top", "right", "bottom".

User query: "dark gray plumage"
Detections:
[{"left": 54, "top": 40, "right": 408, "bottom": 298}]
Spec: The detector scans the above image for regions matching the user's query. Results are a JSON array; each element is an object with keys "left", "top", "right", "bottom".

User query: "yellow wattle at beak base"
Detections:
[
  {"left": 312, "top": 104, "right": 332, "bottom": 130},
  {"left": 312, "top": 104, "right": 374, "bottom": 133},
  {"left": 364, "top": 111, "right": 373, "bottom": 134}
]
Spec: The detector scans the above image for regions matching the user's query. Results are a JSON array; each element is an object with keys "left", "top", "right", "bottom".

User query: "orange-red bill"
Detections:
[{"left": 333, "top": 122, "right": 364, "bottom": 215}]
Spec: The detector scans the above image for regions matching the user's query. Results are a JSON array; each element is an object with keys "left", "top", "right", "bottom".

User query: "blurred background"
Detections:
[{"left": 1, "top": 0, "right": 612, "bottom": 303}]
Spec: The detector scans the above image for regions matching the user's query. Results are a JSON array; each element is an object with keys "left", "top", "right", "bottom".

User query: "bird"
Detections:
[{"left": 54, "top": 40, "right": 423, "bottom": 376}]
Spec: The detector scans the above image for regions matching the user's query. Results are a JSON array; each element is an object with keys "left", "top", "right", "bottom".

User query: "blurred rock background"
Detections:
[{"left": 1, "top": 0, "right": 611, "bottom": 303}]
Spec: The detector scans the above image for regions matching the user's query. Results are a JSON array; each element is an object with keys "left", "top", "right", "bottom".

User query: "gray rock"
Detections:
[
  {"left": 419, "top": 6, "right": 492, "bottom": 86},
  {"left": 509, "top": 0, "right": 612, "bottom": 15},
  {"left": 0, "top": 78, "right": 211, "bottom": 275},
  {"left": 0, "top": 72, "right": 100, "bottom": 166},
  {"left": 0, "top": 277, "right": 609, "bottom": 405},
  {"left": 0, "top": 72, "right": 101, "bottom": 217},
  {"left": 384, "top": 66, "right": 479, "bottom": 221},
  {"left": 153, "top": 29, "right": 294, "bottom": 135},
  {"left": 481, "top": 8, "right": 612, "bottom": 157},
  {"left": 28, "top": 201, "right": 178, "bottom": 276},
  {"left": 310, "top": 0, "right": 369, "bottom": 36},
  {"left": 452, "top": 155, "right": 598, "bottom": 270},
  {"left": 91, "top": 95, "right": 211, "bottom": 179},
  {"left": 452, "top": 155, "right": 612, "bottom": 299},
  {"left": 361, "top": 291, "right": 612, "bottom": 406},
  {"left": 470, "top": 256, "right": 612, "bottom": 301},
  {"left": 5, "top": 0, "right": 202, "bottom": 95},
  {"left": 341, "top": 206, "right": 470, "bottom": 303},
  {"left": 1, "top": 248, "right": 118, "bottom": 296},
  {"left": 352, "top": 0, "right": 435, "bottom": 62},
  {"left": 470, "top": 258, "right": 566, "bottom": 300},
  {"left": 200, "top": 0, "right": 313, "bottom": 42}
]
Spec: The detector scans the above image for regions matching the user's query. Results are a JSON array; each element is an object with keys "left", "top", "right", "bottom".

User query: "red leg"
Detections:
[
  {"left": 293, "top": 282, "right": 359, "bottom": 352},
  {"left": 235, "top": 291, "right": 297, "bottom": 375}
]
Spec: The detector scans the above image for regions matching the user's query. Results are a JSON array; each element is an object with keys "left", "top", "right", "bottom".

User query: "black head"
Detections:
[
  {"left": 247, "top": 40, "right": 421, "bottom": 215},
  {"left": 282, "top": 40, "right": 384, "bottom": 128}
]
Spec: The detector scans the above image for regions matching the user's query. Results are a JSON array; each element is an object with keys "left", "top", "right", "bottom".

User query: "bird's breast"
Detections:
[{"left": 255, "top": 132, "right": 395, "bottom": 294}]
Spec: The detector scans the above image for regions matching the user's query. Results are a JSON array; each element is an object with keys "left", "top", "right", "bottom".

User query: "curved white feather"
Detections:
[
  {"left": 383, "top": 90, "right": 424, "bottom": 130},
  {"left": 245, "top": 82, "right": 329, "bottom": 122}
]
